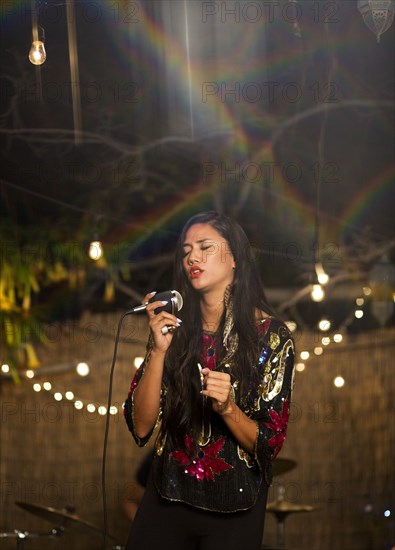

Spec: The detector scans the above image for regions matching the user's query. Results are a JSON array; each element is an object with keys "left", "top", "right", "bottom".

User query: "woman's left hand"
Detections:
[{"left": 201, "top": 368, "right": 234, "bottom": 414}]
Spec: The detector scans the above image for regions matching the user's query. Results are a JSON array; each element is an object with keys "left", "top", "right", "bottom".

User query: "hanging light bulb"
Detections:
[
  {"left": 311, "top": 283, "right": 325, "bottom": 302},
  {"left": 88, "top": 216, "right": 104, "bottom": 261},
  {"left": 88, "top": 240, "right": 104, "bottom": 261},
  {"left": 29, "top": 40, "right": 46, "bottom": 65},
  {"left": 315, "top": 262, "right": 329, "bottom": 285}
]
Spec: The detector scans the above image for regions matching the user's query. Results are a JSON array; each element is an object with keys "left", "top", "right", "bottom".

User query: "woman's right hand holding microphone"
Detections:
[{"left": 143, "top": 291, "right": 182, "bottom": 354}]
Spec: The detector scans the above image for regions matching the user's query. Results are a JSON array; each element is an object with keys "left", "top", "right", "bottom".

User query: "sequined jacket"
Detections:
[{"left": 124, "top": 317, "right": 295, "bottom": 513}]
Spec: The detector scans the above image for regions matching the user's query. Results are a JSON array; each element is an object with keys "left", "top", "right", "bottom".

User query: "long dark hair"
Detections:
[{"left": 160, "top": 211, "right": 275, "bottom": 451}]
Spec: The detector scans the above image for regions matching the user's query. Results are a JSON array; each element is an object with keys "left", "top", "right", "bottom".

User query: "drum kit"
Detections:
[
  {"left": 0, "top": 501, "right": 122, "bottom": 549},
  {"left": 266, "top": 457, "right": 316, "bottom": 549},
  {"left": 1, "top": 458, "right": 312, "bottom": 550}
]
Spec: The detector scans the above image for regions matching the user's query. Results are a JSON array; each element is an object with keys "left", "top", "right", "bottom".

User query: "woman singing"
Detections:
[{"left": 124, "top": 211, "right": 295, "bottom": 550}]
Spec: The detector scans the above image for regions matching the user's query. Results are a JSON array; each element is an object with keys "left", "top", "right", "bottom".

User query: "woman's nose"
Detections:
[{"left": 188, "top": 250, "right": 200, "bottom": 265}]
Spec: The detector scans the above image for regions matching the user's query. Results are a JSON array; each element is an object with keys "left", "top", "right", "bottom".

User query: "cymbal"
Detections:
[
  {"left": 272, "top": 458, "right": 297, "bottom": 476},
  {"left": 267, "top": 499, "right": 315, "bottom": 514},
  {"left": 15, "top": 501, "right": 113, "bottom": 538}
]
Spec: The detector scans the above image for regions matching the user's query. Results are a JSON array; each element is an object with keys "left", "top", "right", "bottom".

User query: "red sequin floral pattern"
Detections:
[
  {"left": 201, "top": 332, "right": 220, "bottom": 371},
  {"left": 264, "top": 397, "right": 290, "bottom": 458},
  {"left": 171, "top": 435, "right": 233, "bottom": 481}
]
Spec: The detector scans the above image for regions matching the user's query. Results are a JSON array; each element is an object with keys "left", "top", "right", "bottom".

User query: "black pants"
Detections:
[{"left": 125, "top": 474, "right": 268, "bottom": 550}]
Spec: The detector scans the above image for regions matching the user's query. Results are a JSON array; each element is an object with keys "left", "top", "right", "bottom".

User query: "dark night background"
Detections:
[{"left": 1, "top": 1, "right": 394, "bottom": 337}]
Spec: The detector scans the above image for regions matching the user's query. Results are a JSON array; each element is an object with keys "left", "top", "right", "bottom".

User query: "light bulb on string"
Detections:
[
  {"left": 311, "top": 283, "right": 325, "bottom": 302},
  {"left": 29, "top": 18, "right": 46, "bottom": 66},
  {"left": 315, "top": 262, "right": 329, "bottom": 285},
  {"left": 88, "top": 240, "right": 104, "bottom": 261},
  {"left": 88, "top": 215, "right": 104, "bottom": 261},
  {"left": 29, "top": 40, "right": 46, "bottom": 65},
  {"left": 76, "top": 362, "right": 90, "bottom": 377},
  {"left": 310, "top": 259, "right": 329, "bottom": 302},
  {"left": 334, "top": 376, "right": 345, "bottom": 388},
  {"left": 318, "top": 318, "right": 331, "bottom": 331}
]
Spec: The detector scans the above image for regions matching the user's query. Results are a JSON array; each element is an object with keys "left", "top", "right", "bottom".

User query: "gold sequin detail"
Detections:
[
  {"left": 155, "top": 433, "right": 166, "bottom": 456},
  {"left": 237, "top": 446, "right": 255, "bottom": 468},
  {"left": 269, "top": 332, "right": 280, "bottom": 350},
  {"left": 260, "top": 339, "right": 293, "bottom": 402}
]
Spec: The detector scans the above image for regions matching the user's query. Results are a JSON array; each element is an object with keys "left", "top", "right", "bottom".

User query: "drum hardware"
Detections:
[
  {"left": 15, "top": 501, "right": 106, "bottom": 535},
  {"left": 6, "top": 501, "right": 119, "bottom": 548},
  {"left": 0, "top": 527, "right": 64, "bottom": 550},
  {"left": 266, "top": 482, "right": 315, "bottom": 549}
]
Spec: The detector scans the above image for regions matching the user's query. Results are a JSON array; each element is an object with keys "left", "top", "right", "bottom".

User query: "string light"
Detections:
[
  {"left": 14, "top": 356, "right": 117, "bottom": 415},
  {"left": 20, "top": 359, "right": 124, "bottom": 417},
  {"left": 88, "top": 215, "right": 104, "bottom": 260},
  {"left": 310, "top": 284, "right": 325, "bottom": 302},
  {"left": 318, "top": 319, "right": 331, "bottom": 331},
  {"left": 88, "top": 240, "right": 104, "bottom": 261},
  {"left": 1, "top": 364, "right": 10, "bottom": 373},
  {"left": 334, "top": 376, "right": 345, "bottom": 388},
  {"left": 76, "top": 362, "right": 90, "bottom": 376},
  {"left": 290, "top": 283, "right": 375, "bottom": 386},
  {"left": 29, "top": 40, "right": 46, "bottom": 65},
  {"left": 315, "top": 262, "right": 329, "bottom": 285},
  {"left": 29, "top": 3, "right": 46, "bottom": 66}
]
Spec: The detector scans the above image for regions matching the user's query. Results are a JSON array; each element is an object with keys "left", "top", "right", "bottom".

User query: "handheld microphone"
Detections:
[{"left": 126, "top": 290, "right": 183, "bottom": 316}]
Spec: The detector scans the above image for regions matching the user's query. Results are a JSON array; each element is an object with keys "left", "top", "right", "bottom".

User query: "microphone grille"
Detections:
[{"left": 172, "top": 290, "right": 183, "bottom": 312}]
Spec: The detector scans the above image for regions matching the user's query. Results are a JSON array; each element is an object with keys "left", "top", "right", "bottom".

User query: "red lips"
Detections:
[{"left": 190, "top": 266, "right": 204, "bottom": 279}]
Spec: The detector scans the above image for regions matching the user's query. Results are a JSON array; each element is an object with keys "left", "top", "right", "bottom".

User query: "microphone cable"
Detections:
[
  {"left": 101, "top": 310, "right": 130, "bottom": 550},
  {"left": 101, "top": 290, "right": 182, "bottom": 548}
]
